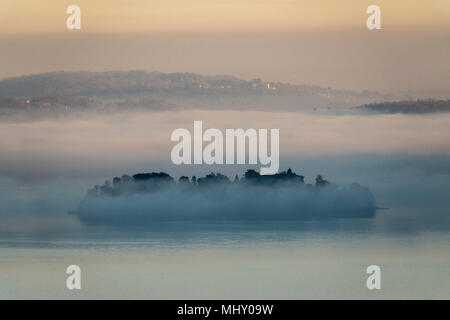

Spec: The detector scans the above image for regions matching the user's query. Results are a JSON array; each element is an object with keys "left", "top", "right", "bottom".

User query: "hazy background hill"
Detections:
[
  {"left": 0, "top": 71, "right": 392, "bottom": 119},
  {"left": 1, "top": 71, "right": 449, "bottom": 120}
]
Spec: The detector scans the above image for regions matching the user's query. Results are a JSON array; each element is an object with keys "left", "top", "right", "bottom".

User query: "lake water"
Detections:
[
  {"left": 1, "top": 213, "right": 449, "bottom": 299},
  {"left": 1, "top": 112, "right": 449, "bottom": 299}
]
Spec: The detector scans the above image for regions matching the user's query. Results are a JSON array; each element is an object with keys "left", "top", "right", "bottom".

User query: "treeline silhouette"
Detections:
[
  {"left": 87, "top": 169, "right": 326, "bottom": 197},
  {"left": 75, "top": 169, "right": 376, "bottom": 224},
  {"left": 356, "top": 99, "right": 450, "bottom": 114}
]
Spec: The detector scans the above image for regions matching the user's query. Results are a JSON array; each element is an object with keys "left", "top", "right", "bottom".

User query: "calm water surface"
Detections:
[{"left": 1, "top": 214, "right": 449, "bottom": 299}]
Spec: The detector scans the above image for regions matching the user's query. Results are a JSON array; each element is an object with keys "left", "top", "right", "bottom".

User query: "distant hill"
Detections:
[
  {"left": 0, "top": 71, "right": 392, "bottom": 119},
  {"left": 355, "top": 99, "right": 450, "bottom": 114}
]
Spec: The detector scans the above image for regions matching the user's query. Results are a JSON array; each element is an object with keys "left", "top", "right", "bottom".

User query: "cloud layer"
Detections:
[{"left": 1, "top": 110, "right": 450, "bottom": 180}]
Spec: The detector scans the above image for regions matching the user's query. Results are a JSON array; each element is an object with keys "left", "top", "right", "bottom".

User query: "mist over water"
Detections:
[
  {"left": 0, "top": 109, "right": 449, "bottom": 299},
  {"left": 1, "top": 110, "right": 450, "bottom": 178},
  {"left": 0, "top": 110, "right": 448, "bottom": 230}
]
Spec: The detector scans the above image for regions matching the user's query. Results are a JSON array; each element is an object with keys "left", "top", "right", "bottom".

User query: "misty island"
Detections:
[{"left": 73, "top": 169, "right": 376, "bottom": 224}]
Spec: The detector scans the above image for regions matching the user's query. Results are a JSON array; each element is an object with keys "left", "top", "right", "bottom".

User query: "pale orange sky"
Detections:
[
  {"left": 1, "top": 1, "right": 450, "bottom": 95},
  {"left": 1, "top": 0, "right": 450, "bottom": 34}
]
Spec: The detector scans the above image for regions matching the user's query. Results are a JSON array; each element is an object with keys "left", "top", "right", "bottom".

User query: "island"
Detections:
[{"left": 73, "top": 169, "right": 377, "bottom": 224}]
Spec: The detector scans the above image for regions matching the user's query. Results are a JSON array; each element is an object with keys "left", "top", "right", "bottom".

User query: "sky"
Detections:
[
  {"left": 1, "top": 0, "right": 450, "bottom": 33},
  {"left": 0, "top": 1, "right": 449, "bottom": 94}
]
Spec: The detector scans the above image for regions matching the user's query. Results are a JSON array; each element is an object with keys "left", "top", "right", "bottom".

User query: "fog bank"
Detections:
[{"left": 1, "top": 110, "right": 449, "bottom": 180}]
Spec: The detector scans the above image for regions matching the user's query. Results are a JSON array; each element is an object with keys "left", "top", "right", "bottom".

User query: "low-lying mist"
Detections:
[
  {"left": 0, "top": 110, "right": 449, "bottom": 230},
  {"left": 74, "top": 170, "right": 376, "bottom": 224},
  {"left": 0, "top": 110, "right": 449, "bottom": 180}
]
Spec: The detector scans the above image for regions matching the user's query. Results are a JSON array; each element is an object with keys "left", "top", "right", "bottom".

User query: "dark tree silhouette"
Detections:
[
  {"left": 315, "top": 174, "right": 329, "bottom": 188},
  {"left": 76, "top": 168, "right": 376, "bottom": 224}
]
